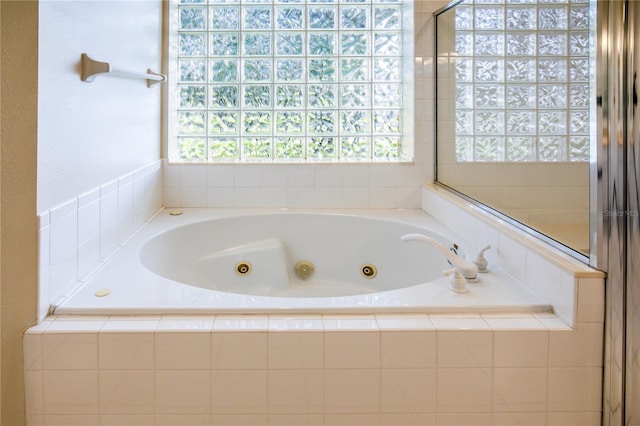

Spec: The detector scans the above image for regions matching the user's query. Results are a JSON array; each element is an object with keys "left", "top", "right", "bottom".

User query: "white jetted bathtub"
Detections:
[{"left": 52, "top": 209, "right": 551, "bottom": 315}]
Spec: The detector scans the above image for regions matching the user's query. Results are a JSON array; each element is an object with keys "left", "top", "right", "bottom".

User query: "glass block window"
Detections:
[
  {"left": 453, "top": 0, "right": 591, "bottom": 162},
  {"left": 168, "top": 0, "right": 413, "bottom": 163}
]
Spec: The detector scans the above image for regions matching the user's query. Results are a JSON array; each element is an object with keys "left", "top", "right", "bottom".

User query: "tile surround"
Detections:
[
  {"left": 422, "top": 184, "right": 604, "bottom": 327},
  {"left": 24, "top": 312, "right": 602, "bottom": 425},
  {"left": 37, "top": 161, "right": 162, "bottom": 321}
]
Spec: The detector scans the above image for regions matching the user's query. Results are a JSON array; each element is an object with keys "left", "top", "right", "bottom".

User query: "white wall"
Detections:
[{"left": 37, "top": 0, "right": 163, "bottom": 213}]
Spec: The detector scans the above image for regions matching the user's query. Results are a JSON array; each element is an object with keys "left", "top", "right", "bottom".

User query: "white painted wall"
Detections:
[{"left": 37, "top": 0, "right": 163, "bottom": 213}]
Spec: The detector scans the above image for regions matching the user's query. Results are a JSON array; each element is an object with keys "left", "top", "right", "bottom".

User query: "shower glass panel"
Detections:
[{"left": 435, "top": 0, "right": 595, "bottom": 258}]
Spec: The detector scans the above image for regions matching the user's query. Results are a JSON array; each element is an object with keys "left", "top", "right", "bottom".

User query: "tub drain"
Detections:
[
  {"left": 235, "top": 261, "right": 252, "bottom": 276},
  {"left": 361, "top": 264, "right": 377, "bottom": 279}
]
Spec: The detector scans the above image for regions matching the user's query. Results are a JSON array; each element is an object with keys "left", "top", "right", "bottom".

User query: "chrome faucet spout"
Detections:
[{"left": 400, "top": 233, "right": 478, "bottom": 281}]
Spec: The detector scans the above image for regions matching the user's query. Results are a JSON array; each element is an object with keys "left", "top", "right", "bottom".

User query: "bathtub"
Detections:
[{"left": 52, "top": 209, "right": 551, "bottom": 315}]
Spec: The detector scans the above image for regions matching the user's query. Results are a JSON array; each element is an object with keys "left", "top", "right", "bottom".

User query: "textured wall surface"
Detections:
[
  {"left": 1, "top": 2, "right": 39, "bottom": 425},
  {"left": 37, "top": 0, "right": 163, "bottom": 212}
]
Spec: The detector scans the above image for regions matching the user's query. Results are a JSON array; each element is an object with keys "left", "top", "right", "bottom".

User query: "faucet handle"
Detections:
[
  {"left": 473, "top": 244, "right": 491, "bottom": 273},
  {"left": 443, "top": 268, "right": 468, "bottom": 293}
]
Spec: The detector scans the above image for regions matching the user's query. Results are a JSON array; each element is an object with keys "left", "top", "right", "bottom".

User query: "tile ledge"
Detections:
[{"left": 422, "top": 184, "right": 605, "bottom": 279}]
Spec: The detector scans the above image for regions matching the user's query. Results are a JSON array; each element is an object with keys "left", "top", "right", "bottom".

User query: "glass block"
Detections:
[
  {"left": 506, "top": 111, "right": 535, "bottom": 134},
  {"left": 275, "top": 137, "right": 303, "bottom": 159},
  {"left": 474, "top": 137, "right": 505, "bottom": 161},
  {"left": 506, "top": 34, "right": 536, "bottom": 56},
  {"left": 341, "top": 58, "right": 368, "bottom": 81},
  {"left": 243, "top": 7, "right": 272, "bottom": 29},
  {"left": 456, "top": 111, "right": 474, "bottom": 135},
  {"left": 570, "top": 5, "right": 590, "bottom": 29},
  {"left": 242, "top": 137, "right": 271, "bottom": 158},
  {"left": 506, "top": 7, "right": 536, "bottom": 29},
  {"left": 276, "top": 6, "right": 304, "bottom": 29},
  {"left": 178, "top": 111, "right": 206, "bottom": 135},
  {"left": 455, "top": 33, "right": 473, "bottom": 56},
  {"left": 474, "top": 34, "right": 504, "bottom": 56},
  {"left": 374, "top": 58, "right": 400, "bottom": 81},
  {"left": 570, "top": 110, "right": 589, "bottom": 133},
  {"left": 538, "top": 85, "right": 567, "bottom": 108},
  {"left": 475, "top": 111, "right": 504, "bottom": 134},
  {"left": 538, "top": 33, "right": 567, "bottom": 56},
  {"left": 474, "top": 85, "right": 504, "bottom": 108},
  {"left": 209, "top": 112, "right": 239, "bottom": 134},
  {"left": 538, "top": 136, "right": 567, "bottom": 161},
  {"left": 475, "top": 59, "right": 504, "bottom": 82},
  {"left": 180, "top": 33, "right": 207, "bottom": 56},
  {"left": 308, "top": 111, "right": 336, "bottom": 133},
  {"left": 276, "top": 59, "right": 304, "bottom": 81},
  {"left": 374, "top": 110, "right": 400, "bottom": 134},
  {"left": 275, "top": 111, "right": 304, "bottom": 133},
  {"left": 210, "top": 7, "right": 240, "bottom": 29},
  {"left": 276, "top": 85, "right": 303, "bottom": 107},
  {"left": 210, "top": 85, "right": 238, "bottom": 108},
  {"left": 374, "top": 33, "right": 400, "bottom": 55},
  {"left": 475, "top": 7, "right": 504, "bottom": 30},
  {"left": 180, "top": 85, "right": 207, "bottom": 108},
  {"left": 243, "top": 111, "right": 272, "bottom": 133},
  {"left": 539, "top": 6, "right": 567, "bottom": 30},
  {"left": 210, "top": 33, "right": 239, "bottom": 56},
  {"left": 276, "top": 33, "right": 304, "bottom": 56},
  {"left": 455, "top": 6, "right": 473, "bottom": 30},
  {"left": 569, "top": 136, "right": 590, "bottom": 161},
  {"left": 374, "top": 84, "right": 401, "bottom": 107},
  {"left": 341, "top": 137, "right": 370, "bottom": 159},
  {"left": 308, "top": 137, "right": 336, "bottom": 159},
  {"left": 178, "top": 138, "right": 206, "bottom": 160},
  {"left": 243, "top": 33, "right": 272, "bottom": 56},
  {"left": 374, "top": 7, "right": 400, "bottom": 29},
  {"left": 243, "top": 59, "right": 271, "bottom": 81},
  {"left": 209, "top": 59, "right": 238, "bottom": 82},
  {"left": 309, "top": 34, "right": 336, "bottom": 55},
  {"left": 373, "top": 136, "right": 399, "bottom": 160},
  {"left": 341, "top": 33, "right": 368, "bottom": 55},
  {"left": 209, "top": 138, "right": 239, "bottom": 160},
  {"left": 569, "top": 84, "right": 590, "bottom": 107},
  {"left": 309, "top": 7, "right": 337, "bottom": 29},
  {"left": 506, "top": 59, "right": 536, "bottom": 82},
  {"left": 244, "top": 85, "right": 271, "bottom": 107},
  {"left": 456, "top": 85, "right": 473, "bottom": 109},
  {"left": 180, "top": 7, "right": 207, "bottom": 30},
  {"left": 455, "top": 59, "right": 474, "bottom": 82},
  {"left": 341, "top": 110, "right": 369, "bottom": 133},
  {"left": 308, "top": 84, "right": 336, "bottom": 107},
  {"left": 570, "top": 59, "right": 589, "bottom": 81},
  {"left": 341, "top": 6, "right": 369, "bottom": 29},
  {"left": 506, "top": 85, "right": 536, "bottom": 109},
  {"left": 179, "top": 59, "right": 207, "bottom": 82},
  {"left": 538, "top": 111, "right": 567, "bottom": 134},
  {"left": 506, "top": 137, "right": 535, "bottom": 161},
  {"left": 455, "top": 136, "right": 474, "bottom": 162},
  {"left": 538, "top": 59, "right": 567, "bottom": 82},
  {"left": 308, "top": 59, "right": 336, "bottom": 81},
  {"left": 181, "top": 0, "right": 206, "bottom": 4},
  {"left": 570, "top": 33, "right": 589, "bottom": 55}
]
